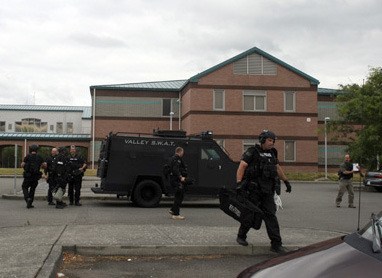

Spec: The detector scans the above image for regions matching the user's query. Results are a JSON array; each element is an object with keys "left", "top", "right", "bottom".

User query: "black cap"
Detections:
[{"left": 29, "top": 145, "right": 39, "bottom": 153}]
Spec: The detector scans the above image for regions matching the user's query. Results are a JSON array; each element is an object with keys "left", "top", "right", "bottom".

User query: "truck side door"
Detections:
[{"left": 196, "top": 145, "right": 226, "bottom": 195}]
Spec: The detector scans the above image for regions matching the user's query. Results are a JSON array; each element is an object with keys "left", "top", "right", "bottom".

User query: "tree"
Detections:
[{"left": 333, "top": 67, "right": 382, "bottom": 169}]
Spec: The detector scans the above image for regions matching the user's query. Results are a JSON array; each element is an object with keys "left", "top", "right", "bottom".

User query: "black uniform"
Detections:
[
  {"left": 237, "top": 144, "right": 282, "bottom": 249},
  {"left": 169, "top": 154, "right": 187, "bottom": 216},
  {"left": 67, "top": 154, "right": 86, "bottom": 205},
  {"left": 51, "top": 151, "right": 70, "bottom": 208},
  {"left": 21, "top": 153, "right": 44, "bottom": 208},
  {"left": 44, "top": 154, "right": 57, "bottom": 204}
]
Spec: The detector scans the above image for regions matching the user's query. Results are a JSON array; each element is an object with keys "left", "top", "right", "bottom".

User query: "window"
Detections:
[
  {"left": 284, "top": 91, "right": 295, "bottom": 112},
  {"left": 201, "top": 148, "right": 221, "bottom": 160},
  {"left": 8, "top": 123, "right": 12, "bottom": 130},
  {"left": 50, "top": 125, "right": 54, "bottom": 131},
  {"left": 162, "top": 99, "right": 172, "bottom": 116},
  {"left": 243, "top": 91, "right": 266, "bottom": 111},
  {"left": 243, "top": 139, "right": 258, "bottom": 152},
  {"left": 234, "top": 54, "right": 277, "bottom": 75},
  {"left": 213, "top": 89, "right": 225, "bottom": 110},
  {"left": 215, "top": 139, "right": 225, "bottom": 149},
  {"left": 56, "top": 122, "right": 63, "bottom": 134},
  {"left": 285, "top": 141, "right": 296, "bottom": 161},
  {"left": 67, "top": 122, "right": 73, "bottom": 134},
  {"left": 14, "top": 118, "right": 47, "bottom": 132},
  {"left": 0, "top": 122, "right": 5, "bottom": 132}
]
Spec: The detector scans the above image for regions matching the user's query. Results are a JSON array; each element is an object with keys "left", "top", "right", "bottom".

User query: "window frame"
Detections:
[
  {"left": 284, "top": 91, "right": 296, "bottom": 112},
  {"left": 243, "top": 139, "right": 258, "bottom": 153},
  {"left": 56, "top": 122, "right": 63, "bottom": 134},
  {"left": 213, "top": 89, "right": 225, "bottom": 111},
  {"left": 284, "top": 140, "right": 296, "bottom": 162},
  {"left": 0, "top": 121, "right": 5, "bottom": 132},
  {"left": 67, "top": 122, "right": 73, "bottom": 134},
  {"left": 243, "top": 90, "right": 267, "bottom": 112}
]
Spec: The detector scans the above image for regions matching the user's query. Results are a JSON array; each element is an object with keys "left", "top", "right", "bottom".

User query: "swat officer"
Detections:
[
  {"left": 235, "top": 130, "right": 291, "bottom": 253},
  {"left": 168, "top": 147, "right": 187, "bottom": 220},
  {"left": 67, "top": 145, "right": 87, "bottom": 206},
  {"left": 44, "top": 147, "right": 58, "bottom": 205},
  {"left": 21, "top": 145, "right": 44, "bottom": 208},
  {"left": 52, "top": 147, "right": 70, "bottom": 209}
]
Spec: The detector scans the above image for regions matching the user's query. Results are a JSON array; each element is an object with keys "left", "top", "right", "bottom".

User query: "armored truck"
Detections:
[{"left": 92, "top": 130, "right": 238, "bottom": 207}]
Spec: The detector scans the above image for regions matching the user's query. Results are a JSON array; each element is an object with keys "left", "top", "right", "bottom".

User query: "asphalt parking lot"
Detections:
[{"left": 1, "top": 177, "right": 381, "bottom": 277}]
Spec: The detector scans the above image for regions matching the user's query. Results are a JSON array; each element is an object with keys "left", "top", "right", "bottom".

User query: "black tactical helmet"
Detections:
[
  {"left": 29, "top": 144, "right": 39, "bottom": 153},
  {"left": 58, "top": 147, "right": 67, "bottom": 154},
  {"left": 259, "top": 130, "right": 276, "bottom": 144}
]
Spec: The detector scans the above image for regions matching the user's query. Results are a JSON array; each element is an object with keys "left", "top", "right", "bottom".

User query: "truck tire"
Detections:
[{"left": 133, "top": 180, "right": 162, "bottom": 207}]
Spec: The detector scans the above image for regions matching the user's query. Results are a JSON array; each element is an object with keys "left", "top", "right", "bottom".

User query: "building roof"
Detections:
[
  {"left": 90, "top": 46, "right": 320, "bottom": 91},
  {"left": 0, "top": 104, "right": 92, "bottom": 119},
  {"left": 90, "top": 80, "right": 188, "bottom": 91},
  {"left": 317, "top": 88, "right": 342, "bottom": 96},
  {"left": 189, "top": 46, "right": 320, "bottom": 85},
  {"left": 0, "top": 132, "right": 91, "bottom": 141}
]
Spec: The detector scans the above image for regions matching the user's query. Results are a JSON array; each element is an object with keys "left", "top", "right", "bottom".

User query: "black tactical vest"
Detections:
[{"left": 252, "top": 145, "right": 278, "bottom": 193}]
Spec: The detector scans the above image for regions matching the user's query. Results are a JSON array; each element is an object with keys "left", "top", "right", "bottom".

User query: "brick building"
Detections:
[{"left": 90, "top": 46, "right": 326, "bottom": 172}]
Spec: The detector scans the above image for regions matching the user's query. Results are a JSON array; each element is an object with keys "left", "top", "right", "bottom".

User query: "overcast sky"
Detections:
[{"left": 0, "top": 0, "right": 381, "bottom": 106}]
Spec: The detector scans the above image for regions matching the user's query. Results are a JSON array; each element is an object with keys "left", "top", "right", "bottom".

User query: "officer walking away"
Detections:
[
  {"left": 235, "top": 130, "right": 291, "bottom": 254},
  {"left": 67, "top": 145, "right": 87, "bottom": 206},
  {"left": 336, "top": 154, "right": 360, "bottom": 208},
  {"left": 21, "top": 145, "right": 44, "bottom": 208},
  {"left": 169, "top": 147, "right": 187, "bottom": 220},
  {"left": 52, "top": 147, "right": 70, "bottom": 209},
  {"left": 44, "top": 147, "right": 58, "bottom": 206}
]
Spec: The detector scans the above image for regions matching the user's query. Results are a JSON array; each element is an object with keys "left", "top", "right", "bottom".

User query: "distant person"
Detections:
[
  {"left": 67, "top": 145, "right": 87, "bottom": 206},
  {"left": 44, "top": 147, "right": 58, "bottom": 205},
  {"left": 336, "top": 154, "right": 359, "bottom": 208},
  {"left": 52, "top": 147, "right": 70, "bottom": 209},
  {"left": 21, "top": 145, "right": 44, "bottom": 208},
  {"left": 168, "top": 147, "right": 187, "bottom": 220}
]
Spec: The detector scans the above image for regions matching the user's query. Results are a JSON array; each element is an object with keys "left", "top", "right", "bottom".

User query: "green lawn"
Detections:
[
  {"left": 0, "top": 168, "right": 97, "bottom": 176},
  {"left": 0, "top": 168, "right": 338, "bottom": 180}
]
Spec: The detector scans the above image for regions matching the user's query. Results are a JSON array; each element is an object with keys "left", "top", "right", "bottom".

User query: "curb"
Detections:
[
  {"left": 43, "top": 244, "right": 299, "bottom": 277},
  {"left": 36, "top": 245, "right": 63, "bottom": 278}
]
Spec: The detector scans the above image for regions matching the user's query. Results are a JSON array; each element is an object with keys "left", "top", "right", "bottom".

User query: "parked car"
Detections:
[
  {"left": 238, "top": 211, "right": 382, "bottom": 277},
  {"left": 364, "top": 171, "right": 382, "bottom": 192}
]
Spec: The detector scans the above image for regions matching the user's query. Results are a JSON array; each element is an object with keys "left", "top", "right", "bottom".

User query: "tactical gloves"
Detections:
[
  {"left": 236, "top": 180, "right": 247, "bottom": 191},
  {"left": 284, "top": 180, "right": 292, "bottom": 193}
]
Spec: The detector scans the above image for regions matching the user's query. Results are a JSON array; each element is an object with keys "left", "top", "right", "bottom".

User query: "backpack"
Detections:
[{"left": 23, "top": 154, "right": 42, "bottom": 179}]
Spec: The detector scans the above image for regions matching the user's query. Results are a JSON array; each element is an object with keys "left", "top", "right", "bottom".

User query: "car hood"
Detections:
[{"left": 239, "top": 237, "right": 382, "bottom": 278}]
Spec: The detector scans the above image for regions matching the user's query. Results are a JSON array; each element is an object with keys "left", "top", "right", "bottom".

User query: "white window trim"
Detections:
[
  {"left": 243, "top": 139, "right": 258, "bottom": 153},
  {"left": 213, "top": 89, "right": 225, "bottom": 111},
  {"left": 243, "top": 90, "right": 267, "bottom": 111},
  {"left": 284, "top": 140, "right": 296, "bottom": 162},
  {"left": 284, "top": 91, "right": 296, "bottom": 112}
]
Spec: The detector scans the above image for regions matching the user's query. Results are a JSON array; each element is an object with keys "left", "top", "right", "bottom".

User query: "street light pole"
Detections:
[
  {"left": 169, "top": 112, "right": 174, "bottom": 130},
  {"left": 324, "top": 117, "right": 330, "bottom": 179}
]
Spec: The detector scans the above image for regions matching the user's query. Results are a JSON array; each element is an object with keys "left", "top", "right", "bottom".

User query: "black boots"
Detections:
[{"left": 236, "top": 236, "right": 249, "bottom": 246}]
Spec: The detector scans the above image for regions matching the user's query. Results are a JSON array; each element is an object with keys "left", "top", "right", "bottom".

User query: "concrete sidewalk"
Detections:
[
  {"left": 1, "top": 223, "right": 346, "bottom": 278},
  {"left": 1, "top": 179, "right": 347, "bottom": 278}
]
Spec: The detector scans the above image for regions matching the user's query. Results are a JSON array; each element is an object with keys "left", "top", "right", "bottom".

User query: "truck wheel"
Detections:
[{"left": 133, "top": 180, "right": 162, "bottom": 207}]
